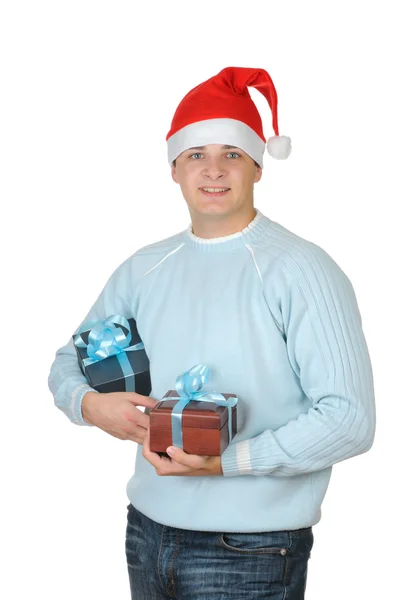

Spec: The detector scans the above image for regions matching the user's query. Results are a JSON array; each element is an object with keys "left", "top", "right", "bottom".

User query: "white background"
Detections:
[{"left": 1, "top": 1, "right": 396, "bottom": 598}]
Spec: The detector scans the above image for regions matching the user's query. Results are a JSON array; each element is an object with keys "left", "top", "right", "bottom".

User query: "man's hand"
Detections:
[
  {"left": 142, "top": 427, "right": 223, "bottom": 476},
  {"left": 82, "top": 391, "right": 158, "bottom": 444}
]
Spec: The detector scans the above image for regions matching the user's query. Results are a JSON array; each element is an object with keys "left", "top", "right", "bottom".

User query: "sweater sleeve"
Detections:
[
  {"left": 221, "top": 245, "right": 376, "bottom": 477},
  {"left": 47, "top": 257, "right": 134, "bottom": 426}
]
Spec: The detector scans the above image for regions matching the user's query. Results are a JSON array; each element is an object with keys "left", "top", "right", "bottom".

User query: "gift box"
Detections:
[
  {"left": 149, "top": 365, "right": 238, "bottom": 456},
  {"left": 72, "top": 314, "right": 151, "bottom": 395}
]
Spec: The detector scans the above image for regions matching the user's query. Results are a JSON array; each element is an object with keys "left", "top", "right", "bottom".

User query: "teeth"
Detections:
[{"left": 202, "top": 188, "right": 229, "bottom": 192}]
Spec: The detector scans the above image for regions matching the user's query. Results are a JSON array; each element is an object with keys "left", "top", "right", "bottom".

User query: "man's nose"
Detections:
[{"left": 203, "top": 158, "right": 225, "bottom": 179}]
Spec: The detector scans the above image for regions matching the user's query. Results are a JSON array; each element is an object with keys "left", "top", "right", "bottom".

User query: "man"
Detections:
[{"left": 48, "top": 66, "right": 376, "bottom": 599}]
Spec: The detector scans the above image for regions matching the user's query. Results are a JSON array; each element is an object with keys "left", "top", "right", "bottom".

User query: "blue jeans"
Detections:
[{"left": 125, "top": 503, "right": 313, "bottom": 599}]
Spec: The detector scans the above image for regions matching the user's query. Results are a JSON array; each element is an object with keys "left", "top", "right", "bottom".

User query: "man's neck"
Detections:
[{"left": 190, "top": 207, "right": 257, "bottom": 239}]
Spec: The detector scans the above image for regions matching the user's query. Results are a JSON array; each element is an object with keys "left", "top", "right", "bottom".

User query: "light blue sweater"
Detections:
[{"left": 48, "top": 209, "right": 375, "bottom": 532}]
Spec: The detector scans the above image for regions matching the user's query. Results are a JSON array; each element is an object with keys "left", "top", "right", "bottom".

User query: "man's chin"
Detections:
[
  {"left": 193, "top": 198, "right": 233, "bottom": 213},
  {"left": 194, "top": 207, "right": 231, "bottom": 219}
]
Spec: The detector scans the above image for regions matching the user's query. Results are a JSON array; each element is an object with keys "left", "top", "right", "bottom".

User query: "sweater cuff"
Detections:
[
  {"left": 72, "top": 384, "right": 97, "bottom": 426},
  {"left": 221, "top": 439, "right": 253, "bottom": 476}
]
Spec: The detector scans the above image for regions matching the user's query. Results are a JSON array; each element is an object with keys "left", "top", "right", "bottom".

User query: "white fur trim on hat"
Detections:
[{"left": 167, "top": 118, "right": 266, "bottom": 167}]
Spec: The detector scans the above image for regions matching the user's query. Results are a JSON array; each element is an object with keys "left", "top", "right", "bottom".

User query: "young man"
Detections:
[{"left": 48, "top": 66, "right": 376, "bottom": 599}]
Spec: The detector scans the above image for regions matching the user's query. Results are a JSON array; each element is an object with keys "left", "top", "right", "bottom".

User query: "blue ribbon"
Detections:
[
  {"left": 74, "top": 315, "right": 144, "bottom": 392},
  {"left": 162, "top": 364, "right": 237, "bottom": 450}
]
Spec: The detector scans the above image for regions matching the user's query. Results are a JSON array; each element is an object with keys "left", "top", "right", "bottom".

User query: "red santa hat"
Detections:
[{"left": 166, "top": 66, "right": 291, "bottom": 167}]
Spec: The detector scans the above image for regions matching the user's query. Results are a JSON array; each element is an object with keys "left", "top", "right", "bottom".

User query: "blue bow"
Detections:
[
  {"left": 74, "top": 315, "right": 144, "bottom": 392},
  {"left": 163, "top": 364, "right": 237, "bottom": 450}
]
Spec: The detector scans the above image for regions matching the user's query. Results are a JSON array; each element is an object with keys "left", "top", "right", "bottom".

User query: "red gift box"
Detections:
[{"left": 149, "top": 389, "right": 238, "bottom": 456}]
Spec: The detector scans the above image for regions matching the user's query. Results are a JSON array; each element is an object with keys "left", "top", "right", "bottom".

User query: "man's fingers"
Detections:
[
  {"left": 165, "top": 446, "right": 207, "bottom": 469},
  {"left": 126, "top": 393, "right": 158, "bottom": 409},
  {"left": 127, "top": 409, "right": 149, "bottom": 429},
  {"left": 124, "top": 423, "right": 148, "bottom": 442}
]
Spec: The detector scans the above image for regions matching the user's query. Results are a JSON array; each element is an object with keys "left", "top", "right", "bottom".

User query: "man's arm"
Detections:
[
  {"left": 221, "top": 245, "right": 376, "bottom": 477},
  {"left": 48, "top": 256, "right": 134, "bottom": 425}
]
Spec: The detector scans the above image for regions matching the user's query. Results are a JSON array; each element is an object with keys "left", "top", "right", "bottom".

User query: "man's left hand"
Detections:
[{"left": 142, "top": 428, "right": 223, "bottom": 476}]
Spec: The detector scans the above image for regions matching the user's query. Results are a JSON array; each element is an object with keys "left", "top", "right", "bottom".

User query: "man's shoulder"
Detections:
[
  {"left": 134, "top": 229, "right": 187, "bottom": 256},
  {"left": 255, "top": 218, "right": 346, "bottom": 282},
  {"left": 120, "top": 228, "right": 187, "bottom": 279}
]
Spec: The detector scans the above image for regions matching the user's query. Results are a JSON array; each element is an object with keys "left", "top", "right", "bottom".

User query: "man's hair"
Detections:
[{"left": 172, "top": 158, "right": 261, "bottom": 168}]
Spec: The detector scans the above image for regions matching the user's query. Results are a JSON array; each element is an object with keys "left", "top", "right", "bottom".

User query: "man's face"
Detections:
[{"left": 171, "top": 144, "right": 262, "bottom": 218}]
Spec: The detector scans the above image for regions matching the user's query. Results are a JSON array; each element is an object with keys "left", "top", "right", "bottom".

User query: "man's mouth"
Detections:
[{"left": 199, "top": 187, "right": 230, "bottom": 196}]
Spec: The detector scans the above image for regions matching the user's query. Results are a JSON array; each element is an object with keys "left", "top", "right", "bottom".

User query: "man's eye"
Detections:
[
  {"left": 190, "top": 153, "right": 203, "bottom": 159},
  {"left": 226, "top": 152, "right": 240, "bottom": 158}
]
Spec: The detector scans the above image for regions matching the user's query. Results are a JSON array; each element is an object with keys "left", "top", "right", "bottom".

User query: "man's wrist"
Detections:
[
  {"left": 81, "top": 391, "right": 99, "bottom": 424},
  {"left": 207, "top": 456, "right": 223, "bottom": 476}
]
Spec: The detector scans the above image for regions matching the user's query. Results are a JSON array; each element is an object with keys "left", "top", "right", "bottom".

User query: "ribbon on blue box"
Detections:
[
  {"left": 74, "top": 315, "right": 144, "bottom": 392},
  {"left": 162, "top": 364, "right": 238, "bottom": 449}
]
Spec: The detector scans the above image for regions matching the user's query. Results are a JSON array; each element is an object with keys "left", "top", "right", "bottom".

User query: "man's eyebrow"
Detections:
[{"left": 185, "top": 145, "right": 239, "bottom": 151}]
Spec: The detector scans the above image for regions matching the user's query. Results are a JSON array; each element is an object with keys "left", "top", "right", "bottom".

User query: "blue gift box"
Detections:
[{"left": 72, "top": 315, "right": 151, "bottom": 395}]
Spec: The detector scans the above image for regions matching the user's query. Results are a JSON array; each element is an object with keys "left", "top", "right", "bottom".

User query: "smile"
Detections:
[{"left": 200, "top": 187, "right": 230, "bottom": 195}]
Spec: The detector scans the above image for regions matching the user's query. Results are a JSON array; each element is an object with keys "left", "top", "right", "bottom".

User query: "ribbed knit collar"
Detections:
[{"left": 184, "top": 208, "right": 271, "bottom": 253}]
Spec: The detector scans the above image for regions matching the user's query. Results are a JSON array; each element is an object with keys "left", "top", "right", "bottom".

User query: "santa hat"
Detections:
[{"left": 166, "top": 66, "right": 291, "bottom": 167}]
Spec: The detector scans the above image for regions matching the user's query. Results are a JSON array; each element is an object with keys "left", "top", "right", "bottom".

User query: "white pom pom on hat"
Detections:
[
  {"left": 166, "top": 66, "right": 291, "bottom": 168},
  {"left": 266, "top": 135, "right": 292, "bottom": 160}
]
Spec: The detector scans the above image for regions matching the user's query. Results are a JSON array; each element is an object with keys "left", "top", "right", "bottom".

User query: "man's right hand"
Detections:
[{"left": 81, "top": 391, "right": 158, "bottom": 445}]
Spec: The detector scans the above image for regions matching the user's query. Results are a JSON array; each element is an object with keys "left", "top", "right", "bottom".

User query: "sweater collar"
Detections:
[{"left": 183, "top": 208, "right": 271, "bottom": 253}]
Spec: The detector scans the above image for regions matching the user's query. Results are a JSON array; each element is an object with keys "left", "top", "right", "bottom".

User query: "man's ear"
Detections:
[
  {"left": 254, "top": 166, "right": 262, "bottom": 184},
  {"left": 171, "top": 163, "right": 179, "bottom": 184}
]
